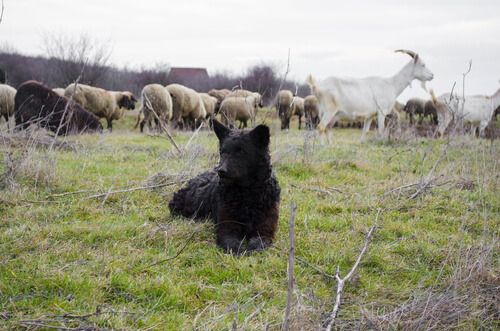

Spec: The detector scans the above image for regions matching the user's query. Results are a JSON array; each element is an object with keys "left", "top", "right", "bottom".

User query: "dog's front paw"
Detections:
[
  {"left": 218, "top": 237, "right": 244, "bottom": 255},
  {"left": 246, "top": 237, "right": 272, "bottom": 253}
]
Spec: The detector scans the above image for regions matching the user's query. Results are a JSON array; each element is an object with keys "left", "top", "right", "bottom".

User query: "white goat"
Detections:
[
  {"left": 307, "top": 50, "right": 434, "bottom": 143},
  {"left": 435, "top": 83, "right": 500, "bottom": 137}
]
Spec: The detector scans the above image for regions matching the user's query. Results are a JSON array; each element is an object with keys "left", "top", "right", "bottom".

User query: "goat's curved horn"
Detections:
[{"left": 395, "top": 49, "right": 416, "bottom": 58}]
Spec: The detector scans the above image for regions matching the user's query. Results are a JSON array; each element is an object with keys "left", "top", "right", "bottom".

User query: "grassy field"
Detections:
[{"left": 1, "top": 112, "right": 499, "bottom": 330}]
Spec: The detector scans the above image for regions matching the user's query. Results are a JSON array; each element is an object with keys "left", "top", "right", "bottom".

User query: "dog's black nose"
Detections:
[{"left": 217, "top": 168, "right": 228, "bottom": 178}]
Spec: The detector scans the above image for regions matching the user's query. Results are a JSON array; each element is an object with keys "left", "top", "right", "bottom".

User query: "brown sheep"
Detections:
[
  {"left": 403, "top": 98, "right": 426, "bottom": 124},
  {"left": 15, "top": 80, "right": 102, "bottom": 135},
  {"left": 423, "top": 100, "right": 438, "bottom": 124}
]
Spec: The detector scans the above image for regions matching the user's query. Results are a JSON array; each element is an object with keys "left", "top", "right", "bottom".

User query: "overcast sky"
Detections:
[{"left": 2, "top": 0, "right": 499, "bottom": 102}]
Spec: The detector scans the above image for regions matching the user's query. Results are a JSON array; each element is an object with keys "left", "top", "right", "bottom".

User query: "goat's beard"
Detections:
[{"left": 421, "top": 81, "right": 428, "bottom": 92}]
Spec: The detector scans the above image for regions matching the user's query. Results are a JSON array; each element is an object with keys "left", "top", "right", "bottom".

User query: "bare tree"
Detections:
[{"left": 41, "top": 31, "right": 112, "bottom": 87}]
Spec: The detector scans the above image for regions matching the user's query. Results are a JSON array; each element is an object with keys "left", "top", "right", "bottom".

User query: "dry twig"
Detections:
[
  {"left": 283, "top": 201, "right": 296, "bottom": 331},
  {"left": 0, "top": 0, "right": 4, "bottom": 24},
  {"left": 23, "top": 179, "right": 187, "bottom": 204},
  {"left": 142, "top": 228, "right": 207, "bottom": 270},
  {"left": 325, "top": 210, "right": 380, "bottom": 330},
  {"left": 143, "top": 94, "right": 183, "bottom": 154},
  {"left": 291, "top": 184, "right": 345, "bottom": 196}
]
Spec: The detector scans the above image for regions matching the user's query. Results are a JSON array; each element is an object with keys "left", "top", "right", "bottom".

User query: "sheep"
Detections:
[
  {"left": 225, "top": 89, "right": 263, "bottom": 107},
  {"left": 275, "top": 90, "right": 304, "bottom": 130},
  {"left": 433, "top": 84, "right": 500, "bottom": 138},
  {"left": 52, "top": 88, "right": 65, "bottom": 96},
  {"left": 0, "top": 84, "right": 16, "bottom": 129},
  {"left": 14, "top": 80, "right": 102, "bottom": 135},
  {"left": 208, "top": 88, "right": 231, "bottom": 103},
  {"left": 307, "top": 50, "right": 434, "bottom": 143},
  {"left": 218, "top": 96, "right": 259, "bottom": 129},
  {"left": 403, "top": 98, "right": 426, "bottom": 124},
  {"left": 186, "top": 101, "right": 207, "bottom": 130},
  {"left": 304, "top": 95, "right": 320, "bottom": 129},
  {"left": 294, "top": 96, "right": 305, "bottom": 130},
  {"left": 276, "top": 90, "right": 296, "bottom": 130},
  {"left": 166, "top": 83, "right": 207, "bottom": 130},
  {"left": 424, "top": 99, "right": 438, "bottom": 124},
  {"left": 199, "top": 92, "right": 220, "bottom": 118},
  {"left": 136, "top": 84, "right": 173, "bottom": 133},
  {"left": 64, "top": 83, "right": 137, "bottom": 132}
]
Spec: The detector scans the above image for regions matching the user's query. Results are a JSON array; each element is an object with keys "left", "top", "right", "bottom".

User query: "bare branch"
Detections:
[
  {"left": 291, "top": 184, "right": 345, "bottom": 196},
  {"left": 101, "top": 179, "right": 115, "bottom": 206},
  {"left": 283, "top": 201, "right": 297, "bottom": 331},
  {"left": 272, "top": 244, "right": 336, "bottom": 280},
  {"left": 410, "top": 139, "right": 450, "bottom": 199},
  {"left": 142, "top": 228, "right": 207, "bottom": 269},
  {"left": 143, "top": 93, "right": 183, "bottom": 155},
  {"left": 325, "top": 210, "right": 380, "bottom": 330},
  {"left": 185, "top": 121, "right": 205, "bottom": 150},
  {"left": 23, "top": 179, "right": 188, "bottom": 204},
  {"left": 0, "top": 0, "right": 4, "bottom": 24}
]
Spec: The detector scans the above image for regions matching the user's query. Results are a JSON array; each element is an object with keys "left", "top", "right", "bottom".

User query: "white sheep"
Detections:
[
  {"left": 52, "top": 88, "right": 66, "bottom": 96},
  {"left": 136, "top": 84, "right": 173, "bottom": 133},
  {"left": 208, "top": 88, "right": 231, "bottom": 103},
  {"left": 276, "top": 90, "right": 296, "bottom": 130},
  {"left": 218, "top": 96, "right": 259, "bottom": 129},
  {"left": 64, "top": 83, "right": 137, "bottom": 132},
  {"left": 199, "top": 92, "right": 220, "bottom": 118},
  {"left": 165, "top": 83, "right": 206, "bottom": 130},
  {"left": 433, "top": 84, "right": 500, "bottom": 137},
  {"left": 304, "top": 95, "right": 320, "bottom": 129},
  {"left": 0, "top": 84, "right": 16, "bottom": 128},
  {"left": 307, "top": 50, "right": 434, "bottom": 143},
  {"left": 225, "top": 89, "right": 263, "bottom": 107},
  {"left": 294, "top": 96, "right": 305, "bottom": 130}
]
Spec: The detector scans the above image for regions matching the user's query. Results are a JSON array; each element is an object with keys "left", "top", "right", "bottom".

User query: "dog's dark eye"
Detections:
[{"left": 237, "top": 148, "right": 244, "bottom": 155}]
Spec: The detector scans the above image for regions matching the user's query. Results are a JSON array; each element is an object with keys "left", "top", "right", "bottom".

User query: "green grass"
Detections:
[{"left": 0, "top": 113, "right": 499, "bottom": 330}]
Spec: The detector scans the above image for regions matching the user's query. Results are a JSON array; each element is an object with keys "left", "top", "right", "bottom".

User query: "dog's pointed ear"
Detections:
[
  {"left": 250, "top": 125, "right": 270, "bottom": 147},
  {"left": 212, "top": 118, "right": 230, "bottom": 141}
]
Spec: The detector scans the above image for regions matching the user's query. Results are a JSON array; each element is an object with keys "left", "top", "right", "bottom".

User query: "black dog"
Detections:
[{"left": 169, "top": 119, "right": 281, "bottom": 254}]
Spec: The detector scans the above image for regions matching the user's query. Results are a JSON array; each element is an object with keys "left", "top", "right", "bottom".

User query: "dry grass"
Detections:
[{"left": 0, "top": 112, "right": 499, "bottom": 330}]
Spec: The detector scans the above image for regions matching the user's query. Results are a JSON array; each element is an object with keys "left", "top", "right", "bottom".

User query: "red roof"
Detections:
[{"left": 169, "top": 67, "right": 209, "bottom": 80}]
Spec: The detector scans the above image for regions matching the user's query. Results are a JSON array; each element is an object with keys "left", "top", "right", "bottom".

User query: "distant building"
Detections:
[{"left": 169, "top": 67, "right": 210, "bottom": 91}]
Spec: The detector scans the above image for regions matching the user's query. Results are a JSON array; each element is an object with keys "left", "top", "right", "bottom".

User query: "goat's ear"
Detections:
[
  {"left": 414, "top": 54, "right": 419, "bottom": 64},
  {"left": 212, "top": 118, "right": 230, "bottom": 142},
  {"left": 250, "top": 124, "right": 270, "bottom": 147}
]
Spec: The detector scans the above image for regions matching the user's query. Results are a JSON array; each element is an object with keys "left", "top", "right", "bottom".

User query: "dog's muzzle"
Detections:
[{"left": 217, "top": 167, "right": 234, "bottom": 185}]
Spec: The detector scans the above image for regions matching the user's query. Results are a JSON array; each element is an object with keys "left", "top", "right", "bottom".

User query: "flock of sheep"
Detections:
[{"left": 0, "top": 49, "right": 499, "bottom": 140}]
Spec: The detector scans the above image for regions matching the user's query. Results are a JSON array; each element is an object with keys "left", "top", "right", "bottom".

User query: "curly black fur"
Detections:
[
  {"left": 169, "top": 119, "right": 281, "bottom": 255},
  {"left": 14, "top": 80, "right": 102, "bottom": 135}
]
